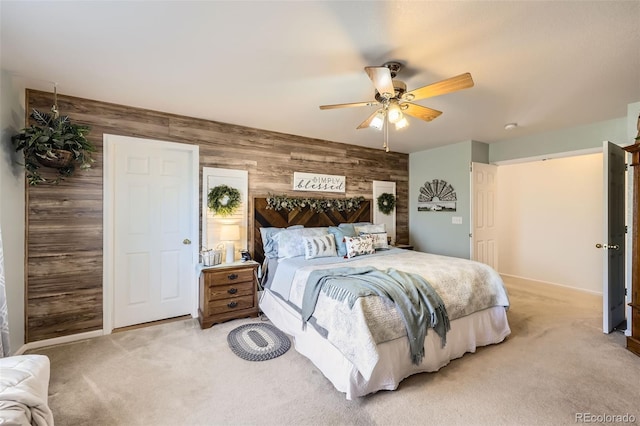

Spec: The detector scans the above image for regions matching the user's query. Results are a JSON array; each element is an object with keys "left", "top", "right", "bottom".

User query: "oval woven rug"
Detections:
[{"left": 227, "top": 323, "right": 291, "bottom": 361}]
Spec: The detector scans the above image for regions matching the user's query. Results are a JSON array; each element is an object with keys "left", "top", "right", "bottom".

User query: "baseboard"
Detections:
[
  {"left": 500, "top": 273, "right": 603, "bottom": 296},
  {"left": 14, "top": 330, "right": 104, "bottom": 355}
]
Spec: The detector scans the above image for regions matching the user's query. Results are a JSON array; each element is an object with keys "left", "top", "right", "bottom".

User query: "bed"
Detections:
[{"left": 253, "top": 197, "right": 510, "bottom": 400}]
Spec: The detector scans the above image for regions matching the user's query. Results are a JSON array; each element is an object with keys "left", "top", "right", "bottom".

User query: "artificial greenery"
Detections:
[
  {"left": 266, "top": 194, "right": 365, "bottom": 213},
  {"left": 208, "top": 184, "right": 241, "bottom": 216},
  {"left": 377, "top": 193, "right": 396, "bottom": 215},
  {"left": 11, "top": 108, "right": 94, "bottom": 185}
]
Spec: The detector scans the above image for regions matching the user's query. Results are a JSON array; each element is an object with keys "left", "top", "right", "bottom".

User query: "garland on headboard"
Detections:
[{"left": 266, "top": 193, "right": 365, "bottom": 213}]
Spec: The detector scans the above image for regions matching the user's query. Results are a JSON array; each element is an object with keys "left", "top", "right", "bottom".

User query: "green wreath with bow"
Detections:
[
  {"left": 208, "top": 184, "right": 241, "bottom": 216},
  {"left": 377, "top": 192, "right": 396, "bottom": 215}
]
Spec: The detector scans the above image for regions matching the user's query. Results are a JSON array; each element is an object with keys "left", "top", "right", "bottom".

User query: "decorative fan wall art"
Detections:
[{"left": 417, "top": 179, "right": 457, "bottom": 212}]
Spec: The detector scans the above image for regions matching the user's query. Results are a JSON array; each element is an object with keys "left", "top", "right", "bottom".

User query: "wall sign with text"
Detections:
[{"left": 293, "top": 172, "right": 345, "bottom": 193}]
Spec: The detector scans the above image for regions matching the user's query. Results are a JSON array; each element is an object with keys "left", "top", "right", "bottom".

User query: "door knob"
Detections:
[
  {"left": 183, "top": 238, "right": 191, "bottom": 245},
  {"left": 595, "top": 243, "right": 620, "bottom": 250}
]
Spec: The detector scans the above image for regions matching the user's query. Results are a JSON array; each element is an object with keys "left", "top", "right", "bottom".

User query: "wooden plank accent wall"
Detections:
[{"left": 24, "top": 89, "right": 409, "bottom": 342}]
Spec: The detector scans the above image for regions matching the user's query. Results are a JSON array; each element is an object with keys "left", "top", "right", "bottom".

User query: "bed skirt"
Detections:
[{"left": 260, "top": 288, "right": 511, "bottom": 400}]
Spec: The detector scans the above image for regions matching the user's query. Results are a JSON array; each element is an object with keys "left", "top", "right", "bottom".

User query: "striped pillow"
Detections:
[{"left": 303, "top": 234, "right": 337, "bottom": 260}]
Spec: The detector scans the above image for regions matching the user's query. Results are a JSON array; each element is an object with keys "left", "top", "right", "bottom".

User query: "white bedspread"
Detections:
[
  {"left": 272, "top": 250, "right": 510, "bottom": 380},
  {"left": 0, "top": 355, "right": 54, "bottom": 426}
]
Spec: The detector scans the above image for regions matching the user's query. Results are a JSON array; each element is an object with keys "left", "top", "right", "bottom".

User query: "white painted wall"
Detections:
[
  {"left": 0, "top": 70, "right": 27, "bottom": 353},
  {"left": 497, "top": 153, "right": 603, "bottom": 293}
]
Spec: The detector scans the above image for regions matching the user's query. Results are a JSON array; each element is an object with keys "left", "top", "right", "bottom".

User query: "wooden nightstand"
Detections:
[
  {"left": 394, "top": 244, "right": 414, "bottom": 250},
  {"left": 198, "top": 261, "right": 260, "bottom": 329}
]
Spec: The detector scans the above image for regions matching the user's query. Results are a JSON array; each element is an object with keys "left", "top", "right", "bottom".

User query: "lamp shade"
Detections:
[{"left": 220, "top": 224, "right": 240, "bottom": 241}]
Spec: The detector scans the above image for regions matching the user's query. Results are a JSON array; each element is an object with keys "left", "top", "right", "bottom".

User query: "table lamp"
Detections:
[{"left": 220, "top": 224, "right": 240, "bottom": 263}]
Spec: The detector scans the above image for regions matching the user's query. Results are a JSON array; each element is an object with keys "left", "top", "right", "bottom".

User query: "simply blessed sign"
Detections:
[{"left": 293, "top": 172, "right": 345, "bottom": 193}]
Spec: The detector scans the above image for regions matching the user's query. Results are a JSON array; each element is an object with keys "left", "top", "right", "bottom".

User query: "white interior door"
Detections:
[
  {"left": 471, "top": 162, "right": 498, "bottom": 268},
  {"left": 602, "top": 141, "right": 626, "bottom": 333},
  {"left": 108, "top": 135, "right": 198, "bottom": 329}
]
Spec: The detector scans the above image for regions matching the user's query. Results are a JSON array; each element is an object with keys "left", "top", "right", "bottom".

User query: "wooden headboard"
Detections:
[{"left": 253, "top": 197, "right": 371, "bottom": 264}]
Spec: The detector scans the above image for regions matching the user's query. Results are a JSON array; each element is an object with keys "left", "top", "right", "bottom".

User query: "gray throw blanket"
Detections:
[{"left": 302, "top": 266, "right": 450, "bottom": 365}]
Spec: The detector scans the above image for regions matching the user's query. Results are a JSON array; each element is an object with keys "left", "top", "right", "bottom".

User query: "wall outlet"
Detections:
[{"left": 452, "top": 216, "right": 463, "bottom": 225}]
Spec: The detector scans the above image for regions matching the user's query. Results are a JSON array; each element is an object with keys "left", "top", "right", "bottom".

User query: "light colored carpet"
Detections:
[{"left": 29, "top": 280, "right": 640, "bottom": 426}]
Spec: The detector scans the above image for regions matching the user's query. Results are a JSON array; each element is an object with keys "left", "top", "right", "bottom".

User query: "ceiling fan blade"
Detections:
[
  {"left": 356, "top": 109, "right": 382, "bottom": 129},
  {"left": 319, "top": 101, "right": 376, "bottom": 110},
  {"left": 404, "top": 73, "right": 474, "bottom": 101},
  {"left": 402, "top": 103, "right": 443, "bottom": 122},
  {"left": 365, "top": 66, "right": 395, "bottom": 99}
]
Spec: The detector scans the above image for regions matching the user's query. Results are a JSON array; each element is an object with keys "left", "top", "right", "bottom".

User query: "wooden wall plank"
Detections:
[{"left": 24, "top": 89, "right": 409, "bottom": 342}]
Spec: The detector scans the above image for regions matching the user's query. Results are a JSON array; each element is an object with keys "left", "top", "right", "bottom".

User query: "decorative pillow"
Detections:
[
  {"left": 273, "top": 227, "right": 329, "bottom": 259},
  {"left": 362, "top": 231, "right": 389, "bottom": 250},
  {"left": 338, "top": 222, "right": 371, "bottom": 236},
  {"left": 259, "top": 225, "right": 303, "bottom": 259},
  {"left": 303, "top": 234, "right": 337, "bottom": 260},
  {"left": 328, "top": 226, "right": 356, "bottom": 257},
  {"left": 354, "top": 223, "right": 385, "bottom": 235},
  {"left": 344, "top": 234, "right": 375, "bottom": 259}
]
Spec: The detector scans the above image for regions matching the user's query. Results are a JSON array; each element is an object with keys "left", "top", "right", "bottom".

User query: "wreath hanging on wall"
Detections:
[
  {"left": 208, "top": 184, "right": 241, "bottom": 216},
  {"left": 377, "top": 193, "right": 396, "bottom": 215}
]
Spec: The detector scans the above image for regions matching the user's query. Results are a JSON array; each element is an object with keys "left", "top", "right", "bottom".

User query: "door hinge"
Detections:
[
  {"left": 625, "top": 225, "right": 628, "bottom": 234},
  {"left": 625, "top": 288, "right": 628, "bottom": 296},
  {"left": 625, "top": 163, "right": 629, "bottom": 171},
  {"left": 470, "top": 163, "right": 473, "bottom": 172},
  {"left": 469, "top": 233, "right": 473, "bottom": 238}
]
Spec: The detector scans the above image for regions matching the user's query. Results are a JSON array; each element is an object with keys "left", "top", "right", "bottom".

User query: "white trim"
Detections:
[
  {"left": 14, "top": 330, "right": 104, "bottom": 354},
  {"left": 500, "top": 273, "right": 603, "bottom": 296},
  {"left": 372, "top": 180, "right": 396, "bottom": 245},
  {"left": 493, "top": 147, "right": 602, "bottom": 166},
  {"left": 201, "top": 167, "right": 249, "bottom": 253},
  {"left": 102, "top": 134, "right": 199, "bottom": 335}
]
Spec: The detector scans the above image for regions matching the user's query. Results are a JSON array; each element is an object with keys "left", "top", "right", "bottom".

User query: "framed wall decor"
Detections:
[{"left": 417, "top": 179, "right": 457, "bottom": 212}]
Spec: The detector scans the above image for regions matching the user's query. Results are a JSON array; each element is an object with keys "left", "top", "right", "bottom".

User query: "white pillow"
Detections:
[
  {"left": 344, "top": 234, "right": 375, "bottom": 259},
  {"left": 354, "top": 223, "right": 385, "bottom": 235},
  {"left": 272, "top": 227, "right": 329, "bottom": 259},
  {"left": 366, "top": 232, "right": 389, "bottom": 250},
  {"left": 303, "top": 234, "right": 337, "bottom": 260}
]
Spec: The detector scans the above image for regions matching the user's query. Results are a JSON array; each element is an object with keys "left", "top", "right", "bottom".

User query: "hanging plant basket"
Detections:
[
  {"left": 377, "top": 193, "right": 396, "bottom": 215},
  {"left": 208, "top": 184, "right": 241, "bottom": 216},
  {"left": 36, "top": 149, "right": 74, "bottom": 169},
  {"left": 10, "top": 107, "right": 94, "bottom": 185}
]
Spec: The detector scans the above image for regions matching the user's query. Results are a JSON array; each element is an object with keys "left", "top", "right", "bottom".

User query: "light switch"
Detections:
[{"left": 452, "top": 216, "right": 463, "bottom": 225}]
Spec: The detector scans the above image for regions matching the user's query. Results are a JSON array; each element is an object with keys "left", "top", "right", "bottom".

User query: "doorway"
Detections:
[
  {"left": 496, "top": 153, "right": 607, "bottom": 292},
  {"left": 103, "top": 134, "right": 199, "bottom": 332}
]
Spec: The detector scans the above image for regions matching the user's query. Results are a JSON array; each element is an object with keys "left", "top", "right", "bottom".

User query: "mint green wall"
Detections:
[
  {"left": 489, "top": 117, "right": 627, "bottom": 163},
  {"left": 409, "top": 116, "right": 629, "bottom": 260},
  {"left": 409, "top": 140, "right": 474, "bottom": 258}
]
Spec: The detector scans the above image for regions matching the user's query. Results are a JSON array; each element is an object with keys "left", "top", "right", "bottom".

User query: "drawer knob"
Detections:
[
  {"left": 228, "top": 288, "right": 238, "bottom": 294},
  {"left": 227, "top": 301, "right": 238, "bottom": 308},
  {"left": 228, "top": 273, "right": 238, "bottom": 280}
]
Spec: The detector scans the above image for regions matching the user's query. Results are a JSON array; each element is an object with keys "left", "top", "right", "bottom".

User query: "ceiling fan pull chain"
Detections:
[{"left": 383, "top": 113, "right": 390, "bottom": 152}]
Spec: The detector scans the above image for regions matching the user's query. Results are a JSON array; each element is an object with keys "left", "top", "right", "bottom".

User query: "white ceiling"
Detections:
[{"left": 2, "top": 1, "right": 639, "bottom": 154}]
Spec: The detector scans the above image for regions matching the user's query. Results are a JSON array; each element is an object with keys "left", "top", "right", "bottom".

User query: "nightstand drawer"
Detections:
[
  {"left": 208, "top": 295, "right": 255, "bottom": 313},
  {"left": 206, "top": 268, "right": 255, "bottom": 286},
  {"left": 208, "top": 281, "right": 254, "bottom": 301}
]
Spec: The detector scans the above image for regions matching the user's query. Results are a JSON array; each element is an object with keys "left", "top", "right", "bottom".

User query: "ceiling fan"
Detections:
[{"left": 319, "top": 62, "right": 474, "bottom": 151}]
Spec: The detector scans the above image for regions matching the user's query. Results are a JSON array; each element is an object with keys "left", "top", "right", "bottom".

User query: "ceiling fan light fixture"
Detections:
[
  {"left": 395, "top": 116, "right": 409, "bottom": 130},
  {"left": 370, "top": 111, "right": 384, "bottom": 130},
  {"left": 387, "top": 103, "right": 403, "bottom": 124}
]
